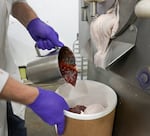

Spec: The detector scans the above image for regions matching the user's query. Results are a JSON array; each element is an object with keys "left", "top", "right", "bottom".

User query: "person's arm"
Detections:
[
  {"left": 0, "top": 69, "right": 69, "bottom": 135},
  {"left": 11, "top": 2, "right": 37, "bottom": 27},
  {"left": 11, "top": 1, "right": 64, "bottom": 50},
  {"left": 0, "top": 76, "right": 38, "bottom": 105}
]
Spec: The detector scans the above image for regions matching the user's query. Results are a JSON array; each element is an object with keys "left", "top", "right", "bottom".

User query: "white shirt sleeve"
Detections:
[{"left": 0, "top": 69, "right": 9, "bottom": 93}]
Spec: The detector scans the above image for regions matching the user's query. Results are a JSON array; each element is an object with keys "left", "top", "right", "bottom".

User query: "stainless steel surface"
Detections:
[
  {"left": 79, "top": 0, "right": 150, "bottom": 135},
  {"left": 26, "top": 46, "right": 75, "bottom": 83},
  {"left": 109, "top": 19, "right": 150, "bottom": 88},
  {"left": 105, "top": 40, "right": 135, "bottom": 67},
  {"left": 105, "top": 22, "right": 138, "bottom": 67},
  {"left": 108, "top": 23, "right": 138, "bottom": 67},
  {"left": 26, "top": 54, "right": 61, "bottom": 83},
  {"left": 84, "top": 0, "right": 106, "bottom": 2},
  {"left": 87, "top": 64, "right": 150, "bottom": 136},
  {"left": 115, "top": 0, "right": 138, "bottom": 36},
  {"left": 96, "top": 0, "right": 116, "bottom": 14},
  {"left": 81, "top": 0, "right": 116, "bottom": 23},
  {"left": 79, "top": 0, "right": 138, "bottom": 68}
]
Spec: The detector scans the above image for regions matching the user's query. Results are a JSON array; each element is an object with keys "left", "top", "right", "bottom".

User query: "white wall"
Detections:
[{"left": 8, "top": 0, "right": 79, "bottom": 66}]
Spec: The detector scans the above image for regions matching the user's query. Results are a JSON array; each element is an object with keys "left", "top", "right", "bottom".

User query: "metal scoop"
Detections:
[
  {"left": 58, "top": 46, "right": 78, "bottom": 86},
  {"left": 27, "top": 45, "right": 77, "bottom": 86}
]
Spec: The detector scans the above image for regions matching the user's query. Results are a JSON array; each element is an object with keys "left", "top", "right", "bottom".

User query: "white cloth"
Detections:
[
  {"left": 90, "top": 0, "right": 119, "bottom": 69},
  {"left": 0, "top": 0, "right": 26, "bottom": 136},
  {"left": 0, "top": 69, "right": 9, "bottom": 92}
]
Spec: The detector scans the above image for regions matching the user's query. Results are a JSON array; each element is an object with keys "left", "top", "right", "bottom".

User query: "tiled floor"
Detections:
[{"left": 25, "top": 79, "right": 65, "bottom": 136}]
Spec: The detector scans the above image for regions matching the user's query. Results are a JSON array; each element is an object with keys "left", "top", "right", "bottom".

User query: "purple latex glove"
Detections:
[
  {"left": 28, "top": 88, "right": 69, "bottom": 135},
  {"left": 27, "top": 18, "right": 64, "bottom": 50}
]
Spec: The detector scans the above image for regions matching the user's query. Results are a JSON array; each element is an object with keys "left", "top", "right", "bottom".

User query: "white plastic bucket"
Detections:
[{"left": 56, "top": 80, "right": 117, "bottom": 136}]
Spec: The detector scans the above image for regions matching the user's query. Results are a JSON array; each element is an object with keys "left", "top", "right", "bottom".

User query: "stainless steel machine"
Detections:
[{"left": 79, "top": 0, "right": 150, "bottom": 135}]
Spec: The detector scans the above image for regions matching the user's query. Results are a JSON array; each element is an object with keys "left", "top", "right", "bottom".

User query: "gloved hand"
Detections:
[
  {"left": 28, "top": 88, "right": 69, "bottom": 135},
  {"left": 27, "top": 18, "right": 64, "bottom": 50}
]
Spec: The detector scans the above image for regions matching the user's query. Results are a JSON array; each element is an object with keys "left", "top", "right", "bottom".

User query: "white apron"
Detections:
[{"left": 0, "top": 0, "right": 26, "bottom": 136}]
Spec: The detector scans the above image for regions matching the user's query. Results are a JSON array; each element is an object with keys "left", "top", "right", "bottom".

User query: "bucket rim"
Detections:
[{"left": 60, "top": 80, "right": 118, "bottom": 120}]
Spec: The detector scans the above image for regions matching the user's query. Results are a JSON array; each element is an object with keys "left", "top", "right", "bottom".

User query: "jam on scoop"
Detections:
[{"left": 58, "top": 46, "right": 78, "bottom": 86}]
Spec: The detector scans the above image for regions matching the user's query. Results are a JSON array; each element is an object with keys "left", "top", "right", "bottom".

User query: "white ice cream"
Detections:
[{"left": 84, "top": 104, "right": 105, "bottom": 114}]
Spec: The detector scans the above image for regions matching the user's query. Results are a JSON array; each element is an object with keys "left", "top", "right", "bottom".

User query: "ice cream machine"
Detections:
[{"left": 79, "top": 0, "right": 150, "bottom": 135}]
